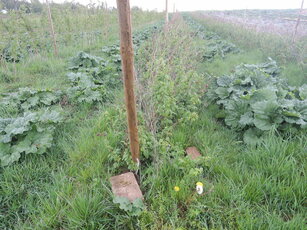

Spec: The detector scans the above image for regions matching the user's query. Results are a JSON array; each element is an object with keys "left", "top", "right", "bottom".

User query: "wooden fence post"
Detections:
[
  {"left": 46, "top": 0, "right": 58, "bottom": 56},
  {"left": 292, "top": 0, "right": 304, "bottom": 44},
  {"left": 116, "top": 0, "right": 140, "bottom": 163},
  {"left": 165, "top": 0, "right": 169, "bottom": 24}
]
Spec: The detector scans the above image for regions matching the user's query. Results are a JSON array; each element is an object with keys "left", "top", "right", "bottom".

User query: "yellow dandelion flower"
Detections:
[
  {"left": 174, "top": 186, "right": 180, "bottom": 192},
  {"left": 196, "top": 182, "right": 203, "bottom": 187}
]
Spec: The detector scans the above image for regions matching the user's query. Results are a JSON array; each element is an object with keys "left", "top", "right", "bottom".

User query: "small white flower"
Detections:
[{"left": 196, "top": 182, "right": 203, "bottom": 195}]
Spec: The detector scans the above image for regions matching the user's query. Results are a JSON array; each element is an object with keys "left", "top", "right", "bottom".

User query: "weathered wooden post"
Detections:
[
  {"left": 292, "top": 0, "right": 304, "bottom": 44},
  {"left": 165, "top": 0, "right": 169, "bottom": 24},
  {"left": 46, "top": 0, "right": 58, "bottom": 56},
  {"left": 109, "top": 0, "right": 143, "bottom": 202},
  {"left": 117, "top": 0, "right": 140, "bottom": 163}
]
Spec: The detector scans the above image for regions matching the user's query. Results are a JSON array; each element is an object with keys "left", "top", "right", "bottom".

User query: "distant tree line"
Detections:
[
  {"left": 0, "top": 0, "right": 106, "bottom": 13},
  {"left": 1, "top": 0, "right": 43, "bottom": 12}
]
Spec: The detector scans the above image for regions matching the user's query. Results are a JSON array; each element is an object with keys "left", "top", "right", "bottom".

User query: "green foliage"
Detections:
[
  {"left": 1, "top": 13, "right": 306, "bottom": 230},
  {"left": 0, "top": 87, "right": 62, "bottom": 115},
  {"left": 68, "top": 51, "right": 103, "bottom": 71},
  {"left": 66, "top": 72, "right": 107, "bottom": 104},
  {"left": 0, "top": 45, "right": 24, "bottom": 63},
  {"left": 203, "top": 39, "right": 240, "bottom": 61},
  {"left": 0, "top": 9, "right": 165, "bottom": 229},
  {"left": 150, "top": 59, "right": 202, "bottom": 131},
  {"left": 132, "top": 23, "right": 162, "bottom": 50},
  {"left": 0, "top": 71, "right": 12, "bottom": 83},
  {"left": 66, "top": 24, "right": 163, "bottom": 106},
  {"left": 184, "top": 16, "right": 240, "bottom": 61},
  {"left": 0, "top": 5, "right": 163, "bottom": 64},
  {"left": 299, "top": 84, "right": 307, "bottom": 100},
  {"left": 0, "top": 56, "right": 109, "bottom": 166},
  {"left": 133, "top": 20, "right": 205, "bottom": 176},
  {"left": 113, "top": 197, "right": 145, "bottom": 216},
  {"left": 101, "top": 22, "right": 163, "bottom": 71},
  {"left": 0, "top": 26, "right": 52, "bottom": 63},
  {"left": 69, "top": 52, "right": 121, "bottom": 88},
  {"left": 90, "top": 63, "right": 120, "bottom": 88},
  {"left": 0, "top": 20, "right": 161, "bottom": 168},
  {"left": 0, "top": 110, "right": 62, "bottom": 166},
  {"left": 101, "top": 44, "right": 121, "bottom": 68},
  {"left": 207, "top": 59, "right": 306, "bottom": 144}
]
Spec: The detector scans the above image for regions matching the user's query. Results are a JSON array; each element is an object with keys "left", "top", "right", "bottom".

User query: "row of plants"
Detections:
[
  {"left": 183, "top": 15, "right": 240, "bottom": 61},
  {"left": 134, "top": 21, "right": 204, "bottom": 162},
  {"left": 183, "top": 16, "right": 306, "bottom": 145},
  {"left": 0, "top": 62, "right": 106, "bottom": 166},
  {"left": 207, "top": 58, "right": 307, "bottom": 144},
  {"left": 0, "top": 30, "right": 104, "bottom": 63},
  {"left": 101, "top": 22, "right": 163, "bottom": 70},
  {"left": 0, "top": 22, "right": 162, "bottom": 167}
]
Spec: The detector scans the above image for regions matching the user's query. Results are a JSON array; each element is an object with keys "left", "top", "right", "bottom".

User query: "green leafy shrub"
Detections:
[
  {"left": 113, "top": 197, "right": 145, "bottom": 216},
  {"left": 203, "top": 39, "right": 240, "bottom": 61},
  {"left": 0, "top": 88, "right": 62, "bottom": 115},
  {"left": 0, "top": 45, "right": 24, "bottom": 63},
  {"left": 0, "top": 110, "right": 63, "bottom": 166},
  {"left": 101, "top": 44, "right": 121, "bottom": 67},
  {"left": 207, "top": 59, "right": 307, "bottom": 144},
  {"left": 66, "top": 51, "right": 121, "bottom": 103},
  {"left": 184, "top": 15, "right": 240, "bottom": 61},
  {"left": 132, "top": 23, "right": 162, "bottom": 50},
  {"left": 66, "top": 72, "right": 107, "bottom": 103},
  {"left": 69, "top": 51, "right": 103, "bottom": 71},
  {"left": 90, "top": 63, "right": 120, "bottom": 88},
  {"left": 135, "top": 20, "right": 204, "bottom": 165}
]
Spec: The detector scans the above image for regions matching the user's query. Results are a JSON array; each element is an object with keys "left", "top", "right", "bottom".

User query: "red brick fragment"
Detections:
[
  {"left": 110, "top": 172, "right": 143, "bottom": 202},
  {"left": 186, "top": 146, "right": 201, "bottom": 160}
]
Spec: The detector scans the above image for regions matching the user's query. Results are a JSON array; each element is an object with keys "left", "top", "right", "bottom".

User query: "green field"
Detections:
[{"left": 0, "top": 4, "right": 306, "bottom": 229}]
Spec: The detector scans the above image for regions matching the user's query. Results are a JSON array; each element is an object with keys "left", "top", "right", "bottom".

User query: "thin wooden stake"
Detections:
[
  {"left": 292, "top": 0, "right": 304, "bottom": 44},
  {"left": 165, "top": 0, "right": 169, "bottom": 24},
  {"left": 116, "top": 0, "right": 140, "bottom": 163},
  {"left": 46, "top": 0, "right": 58, "bottom": 56}
]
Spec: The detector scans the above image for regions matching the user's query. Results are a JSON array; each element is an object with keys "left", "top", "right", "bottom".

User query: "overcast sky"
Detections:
[{"left": 51, "top": 0, "right": 304, "bottom": 11}]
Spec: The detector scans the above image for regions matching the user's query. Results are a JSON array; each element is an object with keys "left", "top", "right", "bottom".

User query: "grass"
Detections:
[
  {"left": 2, "top": 103, "right": 305, "bottom": 229},
  {"left": 0, "top": 55, "right": 67, "bottom": 91},
  {"left": 281, "top": 63, "right": 307, "bottom": 87},
  {"left": 1, "top": 9, "right": 306, "bottom": 230},
  {"left": 197, "top": 49, "right": 264, "bottom": 76},
  {"left": 18, "top": 104, "right": 129, "bottom": 229},
  {"left": 149, "top": 105, "right": 306, "bottom": 229}
]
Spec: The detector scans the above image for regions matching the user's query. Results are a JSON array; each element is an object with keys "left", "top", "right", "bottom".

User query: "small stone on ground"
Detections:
[
  {"left": 186, "top": 146, "right": 201, "bottom": 160},
  {"left": 110, "top": 172, "right": 143, "bottom": 202}
]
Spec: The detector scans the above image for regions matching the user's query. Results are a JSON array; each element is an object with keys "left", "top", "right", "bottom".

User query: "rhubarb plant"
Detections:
[
  {"left": 207, "top": 59, "right": 307, "bottom": 145},
  {"left": 0, "top": 110, "right": 63, "bottom": 166}
]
